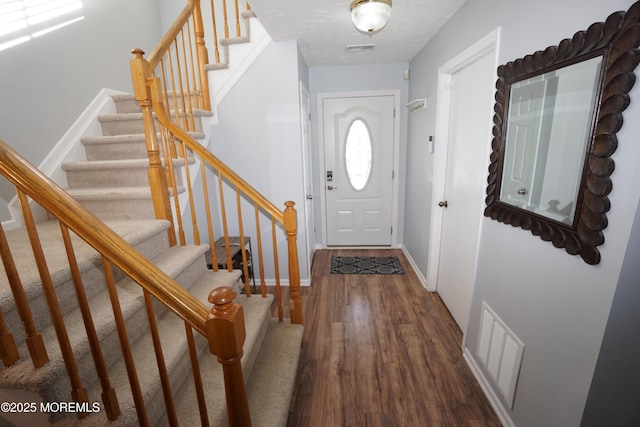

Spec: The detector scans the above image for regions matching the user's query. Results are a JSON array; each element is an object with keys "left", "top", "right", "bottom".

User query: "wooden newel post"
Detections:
[
  {"left": 129, "top": 48, "right": 177, "bottom": 247},
  {"left": 284, "top": 201, "right": 303, "bottom": 325},
  {"left": 205, "top": 287, "right": 251, "bottom": 427}
]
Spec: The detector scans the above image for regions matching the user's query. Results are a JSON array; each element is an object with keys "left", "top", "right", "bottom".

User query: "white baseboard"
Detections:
[
  {"left": 400, "top": 245, "right": 429, "bottom": 289},
  {"left": 463, "top": 348, "right": 516, "bottom": 427},
  {"left": 262, "top": 278, "right": 311, "bottom": 287}
]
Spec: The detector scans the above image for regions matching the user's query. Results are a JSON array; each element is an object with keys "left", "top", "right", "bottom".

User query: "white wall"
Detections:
[
  {"left": 308, "top": 63, "right": 409, "bottom": 246},
  {"left": 0, "top": 0, "right": 162, "bottom": 219},
  {"left": 405, "top": 0, "right": 640, "bottom": 426},
  {"left": 208, "top": 40, "right": 310, "bottom": 282}
]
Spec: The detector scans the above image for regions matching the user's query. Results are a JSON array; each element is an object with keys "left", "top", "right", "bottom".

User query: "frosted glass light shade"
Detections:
[{"left": 350, "top": 0, "right": 392, "bottom": 34}]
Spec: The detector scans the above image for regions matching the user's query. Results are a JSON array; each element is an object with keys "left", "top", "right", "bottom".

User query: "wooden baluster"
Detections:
[
  {"left": 209, "top": 0, "right": 221, "bottom": 64},
  {"left": 59, "top": 225, "right": 120, "bottom": 421},
  {"left": 271, "top": 218, "right": 283, "bottom": 321},
  {"left": 200, "top": 154, "right": 217, "bottom": 269},
  {"left": 193, "top": 0, "right": 211, "bottom": 110},
  {"left": 236, "top": 191, "right": 251, "bottom": 295},
  {"left": 143, "top": 291, "right": 178, "bottom": 426},
  {"left": 101, "top": 257, "right": 149, "bottom": 426},
  {"left": 254, "top": 203, "right": 266, "bottom": 297},
  {"left": 185, "top": 322, "right": 209, "bottom": 426},
  {"left": 234, "top": 0, "right": 241, "bottom": 37},
  {"left": 148, "top": 76, "right": 186, "bottom": 246},
  {"left": 284, "top": 201, "right": 303, "bottom": 325},
  {"left": 217, "top": 173, "right": 233, "bottom": 271},
  {"left": 0, "top": 307, "right": 18, "bottom": 367},
  {"left": 179, "top": 140, "right": 200, "bottom": 245},
  {"left": 185, "top": 18, "right": 200, "bottom": 111},
  {"left": 205, "top": 287, "right": 251, "bottom": 427},
  {"left": 130, "top": 49, "right": 177, "bottom": 247},
  {"left": 222, "top": 0, "right": 230, "bottom": 38},
  {"left": 165, "top": 132, "right": 186, "bottom": 246},
  {"left": 172, "top": 38, "right": 191, "bottom": 131},
  {"left": 17, "top": 192, "right": 89, "bottom": 417},
  {"left": 0, "top": 223, "right": 45, "bottom": 367},
  {"left": 179, "top": 26, "right": 196, "bottom": 131}
]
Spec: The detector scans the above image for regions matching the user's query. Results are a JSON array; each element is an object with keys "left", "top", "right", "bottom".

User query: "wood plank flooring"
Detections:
[{"left": 280, "top": 248, "right": 501, "bottom": 427}]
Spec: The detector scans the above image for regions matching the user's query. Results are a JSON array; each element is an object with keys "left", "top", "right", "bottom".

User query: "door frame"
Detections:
[
  {"left": 317, "top": 90, "right": 401, "bottom": 248},
  {"left": 427, "top": 29, "right": 500, "bottom": 299},
  {"left": 299, "top": 81, "right": 315, "bottom": 273}
]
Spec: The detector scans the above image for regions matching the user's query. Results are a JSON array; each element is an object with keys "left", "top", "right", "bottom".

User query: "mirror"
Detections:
[{"left": 484, "top": 2, "right": 640, "bottom": 265}]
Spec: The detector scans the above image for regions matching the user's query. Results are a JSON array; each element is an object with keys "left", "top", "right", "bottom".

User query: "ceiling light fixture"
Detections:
[{"left": 350, "top": 0, "right": 392, "bottom": 34}]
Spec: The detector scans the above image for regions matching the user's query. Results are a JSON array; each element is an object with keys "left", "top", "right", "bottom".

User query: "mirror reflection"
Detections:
[{"left": 499, "top": 56, "right": 602, "bottom": 224}]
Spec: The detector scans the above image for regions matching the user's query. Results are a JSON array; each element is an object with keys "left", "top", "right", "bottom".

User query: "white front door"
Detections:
[
  {"left": 430, "top": 30, "right": 498, "bottom": 334},
  {"left": 322, "top": 95, "right": 395, "bottom": 246}
]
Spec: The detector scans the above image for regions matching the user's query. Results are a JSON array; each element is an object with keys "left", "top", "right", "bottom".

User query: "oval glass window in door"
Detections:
[{"left": 344, "top": 119, "right": 372, "bottom": 191}]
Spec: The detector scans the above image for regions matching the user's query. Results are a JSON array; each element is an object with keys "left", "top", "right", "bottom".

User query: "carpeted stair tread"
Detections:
[
  {"left": 98, "top": 109, "right": 213, "bottom": 121},
  {"left": 66, "top": 186, "right": 152, "bottom": 200},
  {"left": 62, "top": 159, "right": 155, "bottom": 170},
  {"left": 170, "top": 293, "right": 275, "bottom": 427},
  {"left": 246, "top": 320, "right": 304, "bottom": 427}
]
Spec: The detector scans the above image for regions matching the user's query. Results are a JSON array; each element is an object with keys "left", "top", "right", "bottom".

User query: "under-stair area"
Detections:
[{"left": 0, "top": 1, "right": 304, "bottom": 425}]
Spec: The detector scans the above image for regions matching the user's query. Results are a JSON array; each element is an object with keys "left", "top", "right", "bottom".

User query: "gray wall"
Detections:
[
  {"left": 405, "top": 0, "right": 640, "bottom": 425},
  {"left": 581, "top": 196, "right": 640, "bottom": 426},
  {"left": 0, "top": 0, "right": 162, "bottom": 218},
  {"left": 308, "top": 63, "right": 409, "bottom": 246},
  {"left": 208, "top": 40, "right": 311, "bottom": 281}
]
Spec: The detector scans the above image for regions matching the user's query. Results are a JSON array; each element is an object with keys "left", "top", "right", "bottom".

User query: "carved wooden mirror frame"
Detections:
[{"left": 484, "top": 2, "right": 640, "bottom": 265}]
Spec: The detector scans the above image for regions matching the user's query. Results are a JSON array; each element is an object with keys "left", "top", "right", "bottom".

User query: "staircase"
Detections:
[
  {"left": 0, "top": 88, "right": 303, "bottom": 426},
  {"left": 0, "top": 6, "right": 304, "bottom": 423}
]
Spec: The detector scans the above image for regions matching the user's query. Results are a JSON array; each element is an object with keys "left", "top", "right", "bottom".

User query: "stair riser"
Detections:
[
  {"left": 65, "top": 164, "right": 185, "bottom": 189},
  {"left": 66, "top": 168, "right": 150, "bottom": 188},
  {"left": 100, "top": 115, "right": 205, "bottom": 136},
  {"left": 76, "top": 197, "right": 156, "bottom": 221},
  {"left": 112, "top": 97, "right": 141, "bottom": 114},
  {"left": 113, "top": 95, "right": 204, "bottom": 115},
  {"left": 84, "top": 140, "right": 148, "bottom": 161}
]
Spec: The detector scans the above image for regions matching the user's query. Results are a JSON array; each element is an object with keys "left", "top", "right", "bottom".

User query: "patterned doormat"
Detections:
[{"left": 330, "top": 256, "right": 405, "bottom": 275}]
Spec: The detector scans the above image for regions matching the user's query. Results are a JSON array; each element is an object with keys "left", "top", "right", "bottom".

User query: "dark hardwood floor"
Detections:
[{"left": 275, "top": 248, "right": 501, "bottom": 427}]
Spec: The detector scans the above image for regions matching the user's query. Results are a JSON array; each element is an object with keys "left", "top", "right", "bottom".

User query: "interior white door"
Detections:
[
  {"left": 322, "top": 95, "right": 394, "bottom": 246},
  {"left": 500, "top": 80, "right": 546, "bottom": 207},
  {"left": 437, "top": 51, "right": 494, "bottom": 333}
]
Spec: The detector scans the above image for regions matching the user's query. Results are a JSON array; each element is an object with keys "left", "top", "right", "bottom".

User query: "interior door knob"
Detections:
[
  {"left": 327, "top": 185, "right": 338, "bottom": 191},
  {"left": 438, "top": 200, "right": 448, "bottom": 208},
  {"left": 306, "top": 194, "right": 313, "bottom": 200}
]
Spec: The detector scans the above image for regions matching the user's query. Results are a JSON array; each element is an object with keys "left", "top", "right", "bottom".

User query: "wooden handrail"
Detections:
[
  {"left": 148, "top": 0, "right": 197, "bottom": 69},
  {"left": 147, "top": 75, "right": 286, "bottom": 222},
  {"left": 0, "top": 140, "right": 210, "bottom": 336}
]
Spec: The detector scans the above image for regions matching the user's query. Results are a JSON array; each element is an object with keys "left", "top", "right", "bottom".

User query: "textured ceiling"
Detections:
[{"left": 249, "top": 0, "right": 467, "bottom": 67}]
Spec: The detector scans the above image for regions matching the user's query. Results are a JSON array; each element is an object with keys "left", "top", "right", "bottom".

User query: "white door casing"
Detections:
[
  {"left": 428, "top": 29, "right": 500, "bottom": 336},
  {"left": 321, "top": 94, "right": 396, "bottom": 246},
  {"left": 300, "top": 82, "right": 315, "bottom": 272}
]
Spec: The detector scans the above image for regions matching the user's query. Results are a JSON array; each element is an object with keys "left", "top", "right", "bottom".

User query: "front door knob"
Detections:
[
  {"left": 438, "top": 200, "right": 448, "bottom": 208},
  {"left": 327, "top": 185, "right": 338, "bottom": 191}
]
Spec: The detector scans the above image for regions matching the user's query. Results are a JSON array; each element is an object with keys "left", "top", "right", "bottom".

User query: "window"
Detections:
[
  {"left": 0, "top": 0, "right": 84, "bottom": 52},
  {"left": 344, "top": 119, "right": 373, "bottom": 191}
]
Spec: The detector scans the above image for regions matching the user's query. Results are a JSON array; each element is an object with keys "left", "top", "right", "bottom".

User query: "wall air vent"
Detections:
[{"left": 345, "top": 44, "right": 377, "bottom": 52}]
